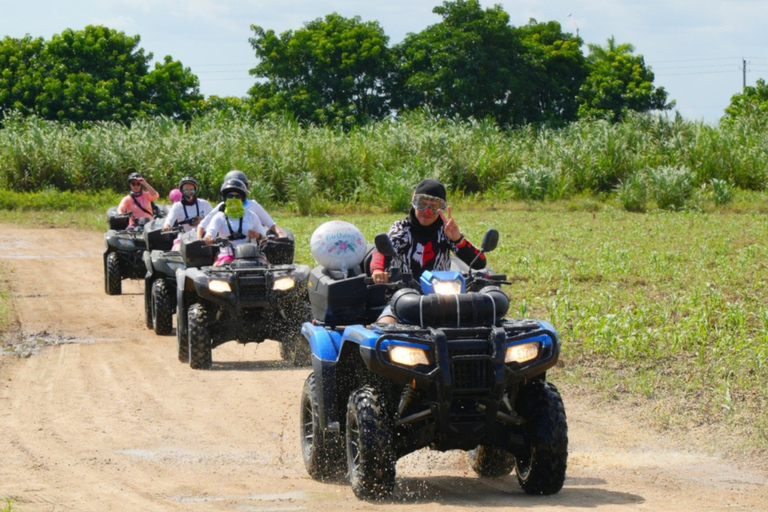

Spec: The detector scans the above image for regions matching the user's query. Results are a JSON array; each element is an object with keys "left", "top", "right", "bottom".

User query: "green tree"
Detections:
[
  {"left": 142, "top": 55, "right": 202, "bottom": 121},
  {"left": 392, "top": 0, "right": 529, "bottom": 125},
  {"left": 577, "top": 36, "right": 673, "bottom": 122},
  {"left": 0, "top": 26, "right": 201, "bottom": 124},
  {"left": 723, "top": 78, "right": 768, "bottom": 122},
  {"left": 514, "top": 19, "right": 587, "bottom": 126},
  {"left": 248, "top": 13, "right": 392, "bottom": 126},
  {"left": 0, "top": 35, "right": 46, "bottom": 117}
]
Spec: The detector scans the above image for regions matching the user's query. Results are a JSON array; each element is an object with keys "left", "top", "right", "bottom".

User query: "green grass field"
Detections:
[{"left": 1, "top": 197, "right": 766, "bottom": 459}]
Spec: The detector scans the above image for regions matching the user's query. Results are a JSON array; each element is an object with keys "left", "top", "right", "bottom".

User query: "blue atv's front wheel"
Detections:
[
  {"left": 514, "top": 380, "right": 568, "bottom": 495},
  {"left": 346, "top": 386, "right": 396, "bottom": 501},
  {"left": 300, "top": 373, "right": 346, "bottom": 481}
]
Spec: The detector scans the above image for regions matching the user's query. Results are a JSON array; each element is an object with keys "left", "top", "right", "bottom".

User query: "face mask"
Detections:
[{"left": 225, "top": 197, "right": 245, "bottom": 219}]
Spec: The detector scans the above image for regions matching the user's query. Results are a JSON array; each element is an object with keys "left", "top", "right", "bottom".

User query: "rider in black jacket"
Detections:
[{"left": 371, "top": 179, "right": 486, "bottom": 322}]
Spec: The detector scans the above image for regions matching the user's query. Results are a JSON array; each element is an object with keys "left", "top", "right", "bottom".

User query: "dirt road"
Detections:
[{"left": 0, "top": 224, "right": 766, "bottom": 512}]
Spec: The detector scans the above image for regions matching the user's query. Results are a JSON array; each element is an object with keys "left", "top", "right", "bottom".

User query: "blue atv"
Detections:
[{"left": 300, "top": 229, "right": 567, "bottom": 501}]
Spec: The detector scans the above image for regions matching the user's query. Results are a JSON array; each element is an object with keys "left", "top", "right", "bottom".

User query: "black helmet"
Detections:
[
  {"left": 224, "top": 170, "right": 250, "bottom": 188},
  {"left": 178, "top": 176, "right": 199, "bottom": 193},
  {"left": 220, "top": 178, "right": 248, "bottom": 201},
  {"left": 127, "top": 172, "right": 142, "bottom": 183}
]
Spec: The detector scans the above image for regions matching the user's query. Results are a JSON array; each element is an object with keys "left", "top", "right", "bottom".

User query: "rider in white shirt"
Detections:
[
  {"left": 197, "top": 169, "right": 283, "bottom": 239},
  {"left": 162, "top": 177, "right": 213, "bottom": 250},
  {"left": 204, "top": 178, "right": 267, "bottom": 266}
]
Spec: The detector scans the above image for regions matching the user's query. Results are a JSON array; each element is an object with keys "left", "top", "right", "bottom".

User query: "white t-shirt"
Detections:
[
  {"left": 198, "top": 199, "right": 275, "bottom": 232},
  {"left": 163, "top": 198, "right": 213, "bottom": 232},
  {"left": 205, "top": 210, "right": 266, "bottom": 248}
]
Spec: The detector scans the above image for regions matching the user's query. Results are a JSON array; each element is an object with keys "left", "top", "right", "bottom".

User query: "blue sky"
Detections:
[{"left": 2, "top": 0, "right": 767, "bottom": 124}]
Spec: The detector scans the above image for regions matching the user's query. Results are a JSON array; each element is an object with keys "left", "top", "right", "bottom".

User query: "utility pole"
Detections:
[{"left": 743, "top": 58, "right": 747, "bottom": 91}]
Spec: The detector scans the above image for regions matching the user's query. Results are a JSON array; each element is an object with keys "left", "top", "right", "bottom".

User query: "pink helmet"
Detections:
[{"left": 169, "top": 188, "right": 182, "bottom": 203}]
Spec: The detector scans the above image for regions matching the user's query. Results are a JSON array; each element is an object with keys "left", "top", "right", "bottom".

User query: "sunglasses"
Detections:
[
  {"left": 412, "top": 194, "right": 446, "bottom": 213},
  {"left": 129, "top": 181, "right": 142, "bottom": 187},
  {"left": 225, "top": 193, "right": 242, "bottom": 199}
]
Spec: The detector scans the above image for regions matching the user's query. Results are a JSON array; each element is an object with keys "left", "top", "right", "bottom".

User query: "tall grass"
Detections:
[{"left": 2, "top": 110, "right": 768, "bottom": 214}]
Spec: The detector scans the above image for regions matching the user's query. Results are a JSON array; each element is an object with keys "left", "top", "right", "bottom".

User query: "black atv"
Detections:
[
  {"left": 175, "top": 231, "right": 312, "bottom": 369},
  {"left": 300, "top": 230, "right": 567, "bottom": 500},
  {"left": 104, "top": 208, "right": 150, "bottom": 295}
]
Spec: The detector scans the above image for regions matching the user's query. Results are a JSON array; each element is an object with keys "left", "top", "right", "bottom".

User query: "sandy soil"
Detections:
[{"left": 0, "top": 224, "right": 766, "bottom": 512}]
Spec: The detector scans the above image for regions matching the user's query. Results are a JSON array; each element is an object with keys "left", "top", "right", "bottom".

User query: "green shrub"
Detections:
[
  {"left": 616, "top": 173, "right": 647, "bottom": 212},
  {"left": 504, "top": 165, "right": 560, "bottom": 202},
  {"left": 710, "top": 178, "right": 734, "bottom": 206},
  {"left": 645, "top": 165, "right": 694, "bottom": 210}
]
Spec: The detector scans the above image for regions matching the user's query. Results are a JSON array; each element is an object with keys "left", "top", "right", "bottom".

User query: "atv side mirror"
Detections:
[
  {"left": 374, "top": 233, "right": 396, "bottom": 257},
  {"left": 481, "top": 229, "right": 499, "bottom": 253}
]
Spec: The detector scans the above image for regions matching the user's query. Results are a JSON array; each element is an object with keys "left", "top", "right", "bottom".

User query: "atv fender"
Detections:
[
  {"left": 302, "top": 322, "right": 345, "bottom": 431},
  {"left": 301, "top": 322, "right": 342, "bottom": 361},
  {"left": 143, "top": 250, "right": 154, "bottom": 276}
]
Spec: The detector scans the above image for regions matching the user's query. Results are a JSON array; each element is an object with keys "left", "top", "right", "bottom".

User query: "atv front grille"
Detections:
[
  {"left": 449, "top": 348, "right": 492, "bottom": 392},
  {"left": 237, "top": 275, "right": 268, "bottom": 301}
]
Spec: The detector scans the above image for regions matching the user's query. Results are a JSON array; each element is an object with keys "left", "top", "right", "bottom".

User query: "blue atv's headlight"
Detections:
[
  {"left": 117, "top": 238, "right": 135, "bottom": 248},
  {"left": 208, "top": 279, "right": 231, "bottom": 293},
  {"left": 388, "top": 345, "right": 429, "bottom": 367},
  {"left": 432, "top": 278, "right": 463, "bottom": 296},
  {"left": 420, "top": 270, "right": 465, "bottom": 295},
  {"left": 505, "top": 342, "right": 540, "bottom": 364}
]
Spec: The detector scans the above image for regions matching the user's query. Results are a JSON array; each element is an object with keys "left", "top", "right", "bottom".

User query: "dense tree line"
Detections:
[
  {"left": 2, "top": 0, "right": 722, "bottom": 128},
  {"left": 249, "top": 1, "right": 673, "bottom": 127},
  {"left": 0, "top": 25, "right": 201, "bottom": 124}
]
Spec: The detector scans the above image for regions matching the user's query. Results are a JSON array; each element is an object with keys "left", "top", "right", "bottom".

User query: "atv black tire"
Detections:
[
  {"left": 468, "top": 445, "right": 516, "bottom": 477},
  {"left": 346, "top": 386, "right": 396, "bottom": 501},
  {"left": 152, "top": 280, "right": 174, "bottom": 336},
  {"left": 105, "top": 252, "right": 122, "bottom": 295},
  {"left": 144, "top": 279, "right": 154, "bottom": 329},
  {"left": 188, "top": 303, "right": 212, "bottom": 370},
  {"left": 300, "top": 373, "right": 346, "bottom": 481},
  {"left": 176, "top": 303, "right": 188, "bottom": 363},
  {"left": 514, "top": 380, "right": 568, "bottom": 495}
]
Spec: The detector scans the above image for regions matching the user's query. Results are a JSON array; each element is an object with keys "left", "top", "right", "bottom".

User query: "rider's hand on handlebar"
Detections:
[
  {"left": 204, "top": 234, "right": 215, "bottom": 245},
  {"left": 372, "top": 270, "right": 389, "bottom": 284},
  {"left": 246, "top": 229, "right": 263, "bottom": 240}
]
